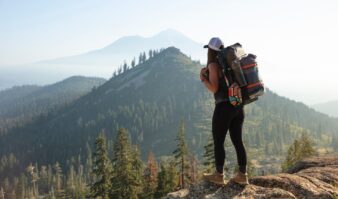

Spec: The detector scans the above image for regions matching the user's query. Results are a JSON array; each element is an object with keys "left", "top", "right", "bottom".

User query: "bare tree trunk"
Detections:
[{"left": 0, "top": 187, "right": 5, "bottom": 199}]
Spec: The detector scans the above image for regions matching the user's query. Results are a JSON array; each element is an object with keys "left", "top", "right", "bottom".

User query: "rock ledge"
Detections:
[{"left": 166, "top": 154, "right": 338, "bottom": 199}]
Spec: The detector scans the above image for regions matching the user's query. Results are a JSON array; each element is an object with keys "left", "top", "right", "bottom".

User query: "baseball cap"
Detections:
[{"left": 203, "top": 37, "right": 224, "bottom": 51}]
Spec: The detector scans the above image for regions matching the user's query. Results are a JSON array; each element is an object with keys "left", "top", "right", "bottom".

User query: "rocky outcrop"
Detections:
[{"left": 166, "top": 154, "right": 338, "bottom": 199}]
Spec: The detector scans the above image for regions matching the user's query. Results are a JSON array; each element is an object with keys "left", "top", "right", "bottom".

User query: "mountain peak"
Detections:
[
  {"left": 98, "top": 29, "right": 199, "bottom": 56},
  {"left": 154, "top": 28, "right": 185, "bottom": 37},
  {"left": 159, "top": 46, "right": 181, "bottom": 55},
  {"left": 143, "top": 46, "right": 199, "bottom": 69}
]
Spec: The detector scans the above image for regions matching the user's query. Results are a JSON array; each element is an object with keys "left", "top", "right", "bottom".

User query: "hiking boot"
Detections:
[
  {"left": 230, "top": 171, "right": 249, "bottom": 185},
  {"left": 203, "top": 171, "right": 225, "bottom": 185}
]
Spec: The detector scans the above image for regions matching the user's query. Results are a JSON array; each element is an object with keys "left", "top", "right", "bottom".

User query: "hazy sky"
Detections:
[{"left": 1, "top": 0, "right": 338, "bottom": 104}]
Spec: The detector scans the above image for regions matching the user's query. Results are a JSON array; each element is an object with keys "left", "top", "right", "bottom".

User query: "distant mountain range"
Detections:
[
  {"left": 0, "top": 29, "right": 205, "bottom": 90},
  {"left": 312, "top": 100, "right": 338, "bottom": 118},
  {"left": 0, "top": 47, "right": 337, "bottom": 180}
]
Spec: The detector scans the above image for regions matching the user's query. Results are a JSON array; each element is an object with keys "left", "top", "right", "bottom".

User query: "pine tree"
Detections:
[
  {"left": 90, "top": 134, "right": 112, "bottom": 199},
  {"left": 148, "top": 50, "right": 153, "bottom": 59},
  {"left": 66, "top": 164, "right": 75, "bottom": 198},
  {"left": 188, "top": 155, "right": 198, "bottom": 184},
  {"left": 138, "top": 53, "right": 143, "bottom": 64},
  {"left": 17, "top": 174, "right": 27, "bottom": 199},
  {"left": 47, "top": 164, "right": 53, "bottom": 192},
  {"left": 141, "top": 151, "right": 158, "bottom": 199},
  {"left": 172, "top": 121, "right": 189, "bottom": 189},
  {"left": 2, "top": 178, "right": 9, "bottom": 194},
  {"left": 117, "top": 65, "right": 123, "bottom": 75},
  {"left": 123, "top": 61, "right": 128, "bottom": 73},
  {"left": 85, "top": 142, "right": 94, "bottom": 183},
  {"left": 155, "top": 163, "right": 167, "bottom": 198},
  {"left": 54, "top": 162, "right": 65, "bottom": 198},
  {"left": 282, "top": 132, "right": 317, "bottom": 171},
  {"left": 131, "top": 57, "right": 136, "bottom": 68},
  {"left": 155, "top": 161, "right": 180, "bottom": 198},
  {"left": 166, "top": 161, "right": 178, "bottom": 191},
  {"left": 203, "top": 135, "right": 214, "bottom": 171},
  {"left": 39, "top": 165, "right": 48, "bottom": 194},
  {"left": 143, "top": 52, "right": 146, "bottom": 62},
  {"left": 49, "top": 186, "right": 55, "bottom": 199},
  {"left": 155, "top": 161, "right": 178, "bottom": 198},
  {"left": 26, "top": 163, "right": 39, "bottom": 198},
  {"left": 12, "top": 177, "right": 19, "bottom": 199},
  {"left": 299, "top": 132, "right": 316, "bottom": 156},
  {"left": 153, "top": 50, "right": 158, "bottom": 56},
  {"left": 76, "top": 163, "right": 88, "bottom": 199},
  {"left": 142, "top": 52, "right": 147, "bottom": 62},
  {"left": 112, "top": 71, "right": 117, "bottom": 77},
  {"left": 65, "top": 163, "right": 88, "bottom": 199},
  {"left": 131, "top": 145, "right": 144, "bottom": 198},
  {"left": 110, "top": 128, "right": 142, "bottom": 199}
]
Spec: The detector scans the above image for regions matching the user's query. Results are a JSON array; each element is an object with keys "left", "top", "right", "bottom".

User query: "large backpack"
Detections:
[{"left": 217, "top": 43, "right": 264, "bottom": 105}]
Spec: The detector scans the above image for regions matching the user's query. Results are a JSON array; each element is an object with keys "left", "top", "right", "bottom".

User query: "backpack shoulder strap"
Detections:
[{"left": 217, "top": 48, "right": 234, "bottom": 85}]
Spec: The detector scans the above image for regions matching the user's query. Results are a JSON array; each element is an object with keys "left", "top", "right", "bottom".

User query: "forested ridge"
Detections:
[
  {"left": 0, "top": 47, "right": 338, "bottom": 198},
  {"left": 0, "top": 76, "right": 106, "bottom": 136}
]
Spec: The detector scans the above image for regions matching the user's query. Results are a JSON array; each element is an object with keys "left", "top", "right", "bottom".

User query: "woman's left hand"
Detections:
[{"left": 200, "top": 67, "right": 208, "bottom": 82}]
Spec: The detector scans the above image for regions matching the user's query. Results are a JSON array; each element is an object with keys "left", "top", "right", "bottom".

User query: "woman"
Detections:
[{"left": 200, "top": 37, "right": 248, "bottom": 185}]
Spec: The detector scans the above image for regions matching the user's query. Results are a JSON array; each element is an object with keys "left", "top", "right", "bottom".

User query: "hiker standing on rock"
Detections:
[{"left": 200, "top": 37, "right": 249, "bottom": 185}]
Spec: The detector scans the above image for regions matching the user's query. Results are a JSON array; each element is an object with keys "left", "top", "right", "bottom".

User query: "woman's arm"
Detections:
[{"left": 200, "top": 63, "right": 219, "bottom": 93}]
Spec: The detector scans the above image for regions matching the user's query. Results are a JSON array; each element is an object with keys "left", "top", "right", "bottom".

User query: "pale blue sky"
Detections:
[{"left": 1, "top": 0, "right": 338, "bottom": 104}]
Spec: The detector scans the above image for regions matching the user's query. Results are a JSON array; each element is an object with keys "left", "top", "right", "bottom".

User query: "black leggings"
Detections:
[{"left": 212, "top": 101, "right": 247, "bottom": 173}]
